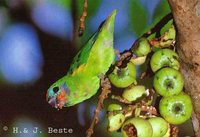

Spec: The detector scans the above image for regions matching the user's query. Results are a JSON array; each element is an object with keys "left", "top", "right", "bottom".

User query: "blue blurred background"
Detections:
[{"left": 0, "top": 0, "right": 193, "bottom": 137}]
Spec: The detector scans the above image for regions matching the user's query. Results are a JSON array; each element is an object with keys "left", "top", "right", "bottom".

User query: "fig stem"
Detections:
[
  {"left": 111, "top": 95, "right": 132, "bottom": 104},
  {"left": 125, "top": 105, "right": 157, "bottom": 117},
  {"left": 108, "top": 104, "right": 157, "bottom": 118},
  {"left": 115, "top": 51, "right": 132, "bottom": 67},
  {"left": 86, "top": 76, "right": 111, "bottom": 137},
  {"left": 170, "top": 124, "right": 179, "bottom": 137},
  {"left": 112, "top": 89, "right": 155, "bottom": 106}
]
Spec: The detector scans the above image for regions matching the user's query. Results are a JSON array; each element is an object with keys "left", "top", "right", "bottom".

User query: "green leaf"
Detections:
[
  {"left": 48, "top": 0, "right": 100, "bottom": 16},
  {"left": 87, "top": 0, "right": 101, "bottom": 17},
  {"left": 160, "top": 19, "right": 173, "bottom": 35},
  {"left": 153, "top": 0, "right": 171, "bottom": 25},
  {"left": 142, "top": 1, "right": 172, "bottom": 39},
  {"left": 130, "top": 0, "right": 148, "bottom": 37},
  {"left": 152, "top": 1, "right": 172, "bottom": 35}
]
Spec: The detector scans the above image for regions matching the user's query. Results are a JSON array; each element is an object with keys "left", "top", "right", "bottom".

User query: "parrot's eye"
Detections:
[{"left": 53, "top": 86, "right": 59, "bottom": 93}]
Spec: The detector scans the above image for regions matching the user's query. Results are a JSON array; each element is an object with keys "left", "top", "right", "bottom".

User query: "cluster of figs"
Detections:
[{"left": 106, "top": 24, "right": 193, "bottom": 137}]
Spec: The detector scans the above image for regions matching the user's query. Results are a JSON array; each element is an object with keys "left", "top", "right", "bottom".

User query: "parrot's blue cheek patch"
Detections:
[{"left": 61, "top": 83, "right": 70, "bottom": 95}]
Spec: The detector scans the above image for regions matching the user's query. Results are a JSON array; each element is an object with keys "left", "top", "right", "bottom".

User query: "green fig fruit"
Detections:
[
  {"left": 162, "top": 124, "right": 170, "bottom": 137},
  {"left": 153, "top": 67, "right": 184, "bottom": 97},
  {"left": 150, "top": 49, "right": 180, "bottom": 72},
  {"left": 131, "top": 37, "right": 151, "bottom": 57},
  {"left": 130, "top": 56, "right": 147, "bottom": 65},
  {"left": 149, "top": 25, "right": 176, "bottom": 48},
  {"left": 148, "top": 117, "right": 169, "bottom": 137},
  {"left": 159, "top": 93, "right": 193, "bottom": 125},
  {"left": 108, "top": 62, "right": 137, "bottom": 88},
  {"left": 121, "top": 117, "right": 153, "bottom": 137},
  {"left": 160, "top": 25, "right": 176, "bottom": 48},
  {"left": 107, "top": 104, "right": 125, "bottom": 132},
  {"left": 122, "top": 85, "right": 147, "bottom": 102},
  {"left": 108, "top": 113, "right": 125, "bottom": 132},
  {"left": 108, "top": 104, "right": 122, "bottom": 112}
]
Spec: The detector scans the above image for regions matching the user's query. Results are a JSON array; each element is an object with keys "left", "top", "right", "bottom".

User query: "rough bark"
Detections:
[{"left": 167, "top": 0, "right": 200, "bottom": 136}]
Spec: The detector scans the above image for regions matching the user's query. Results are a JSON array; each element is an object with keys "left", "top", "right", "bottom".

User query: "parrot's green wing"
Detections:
[
  {"left": 85, "top": 10, "right": 116, "bottom": 76},
  {"left": 68, "top": 10, "right": 116, "bottom": 77},
  {"left": 68, "top": 32, "right": 97, "bottom": 75}
]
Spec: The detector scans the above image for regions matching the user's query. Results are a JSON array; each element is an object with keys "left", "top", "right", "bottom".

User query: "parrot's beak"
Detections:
[
  {"left": 46, "top": 91, "right": 59, "bottom": 109},
  {"left": 48, "top": 96, "right": 58, "bottom": 109},
  {"left": 47, "top": 89, "right": 68, "bottom": 110}
]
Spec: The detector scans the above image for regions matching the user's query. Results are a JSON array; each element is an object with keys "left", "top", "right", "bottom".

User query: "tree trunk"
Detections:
[{"left": 167, "top": 0, "right": 200, "bottom": 136}]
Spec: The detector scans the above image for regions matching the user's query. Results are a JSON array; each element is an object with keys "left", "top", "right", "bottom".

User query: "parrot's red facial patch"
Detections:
[
  {"left": 56, "top": 89, "right": 68, "bottom": 109},
  {"left": 47, "top": 83, "right": 69, "bottom": 109}
]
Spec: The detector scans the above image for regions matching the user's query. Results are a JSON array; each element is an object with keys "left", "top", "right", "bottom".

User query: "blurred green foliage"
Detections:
[
  {"left": 129, "top": 0, "right": 148, "bottom": 37},
  {"left": 153, "top": 0, "right": 171, "bottom": 24},
  {"left": 51, "top": 0, "right": 100, "bottom": 18}
]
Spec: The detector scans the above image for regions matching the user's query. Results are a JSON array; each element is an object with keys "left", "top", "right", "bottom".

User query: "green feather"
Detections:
[
  {"left": 68, "top": 33, "right": 97, "bottom": 75},
  {"left": 85, "top": 10, "right": 116, "bottom": 76}
]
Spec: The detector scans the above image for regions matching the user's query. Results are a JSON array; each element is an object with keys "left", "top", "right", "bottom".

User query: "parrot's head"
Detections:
[{"left": 46, "top": 81, "right": 69, "bottom": 110}]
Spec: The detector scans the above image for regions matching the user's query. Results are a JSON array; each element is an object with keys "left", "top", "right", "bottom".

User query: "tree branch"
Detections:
[
  {"left": 71, "top": 0, "right": 79, "bottom": 49},
  {"left": 79, "top": 0, "right": 88, "bottom": 36}
]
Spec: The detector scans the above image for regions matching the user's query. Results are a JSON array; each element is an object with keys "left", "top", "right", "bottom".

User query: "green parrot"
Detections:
[{"left": 46, "top": 10, "right": 116, "bottom": 109}]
